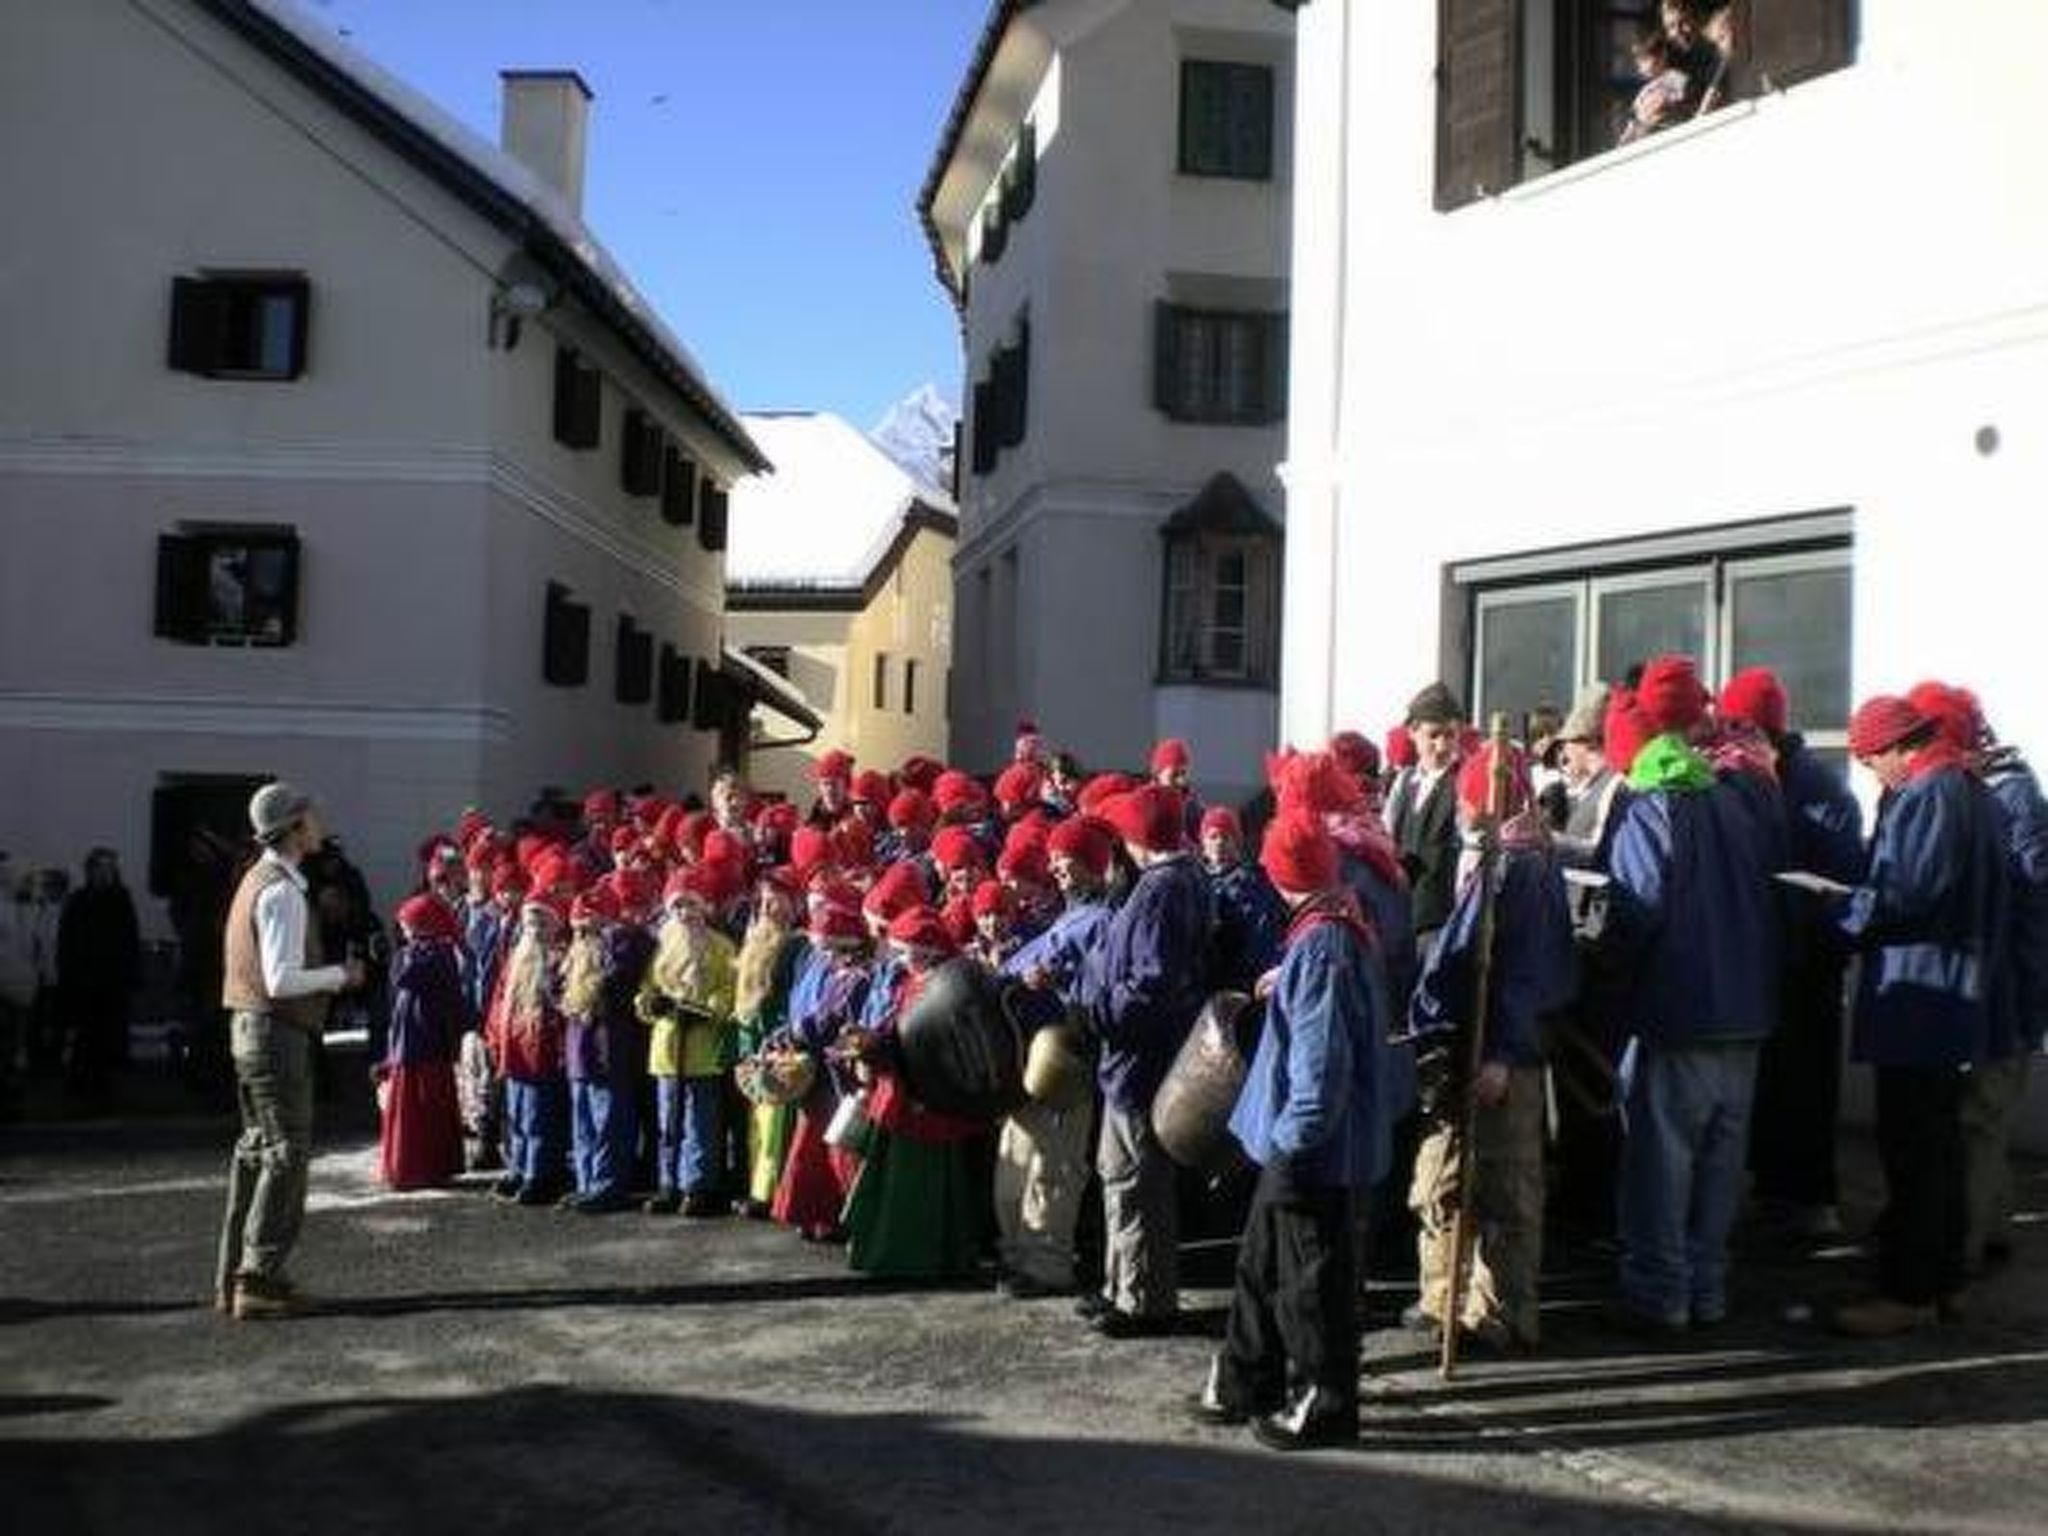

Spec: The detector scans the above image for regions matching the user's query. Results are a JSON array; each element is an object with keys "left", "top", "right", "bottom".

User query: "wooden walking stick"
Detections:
[{"left": 1440, "top": 712, "right": 1514, "bottom": 1381}]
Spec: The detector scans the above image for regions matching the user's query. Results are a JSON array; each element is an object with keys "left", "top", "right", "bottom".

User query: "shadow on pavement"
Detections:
[{"left": 0, "top": 1383, "right": 1887, "bottom": 1536}]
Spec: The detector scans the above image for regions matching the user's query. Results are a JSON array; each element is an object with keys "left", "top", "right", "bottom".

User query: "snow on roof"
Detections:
[
  {"left": 215, "top": 0, "right": 765, "bottom": 471},
  {"left": 726, "top": 413, "right": 956, "bottom": 589}
]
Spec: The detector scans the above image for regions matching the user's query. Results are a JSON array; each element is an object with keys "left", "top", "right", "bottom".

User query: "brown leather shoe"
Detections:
[{"left": 1830, "top": 1296, "right": 1938, "bottom": 1338}]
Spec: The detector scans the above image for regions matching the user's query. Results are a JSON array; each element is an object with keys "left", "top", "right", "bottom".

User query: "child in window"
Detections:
[{"left": 1621, "top": 32, "right": 1689, "bottom": 145}]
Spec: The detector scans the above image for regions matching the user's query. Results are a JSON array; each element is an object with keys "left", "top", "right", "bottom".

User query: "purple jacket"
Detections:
[{"left": 385, "top": 940, "right": 470, "bottom": 1067}]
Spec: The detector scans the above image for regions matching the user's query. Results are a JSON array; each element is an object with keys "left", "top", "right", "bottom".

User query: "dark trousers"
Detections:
[
  {"left": 1216, "top": 1161, "right": 1359, "bottom": 1414},
  {"left": 1749, "top": 962, "right": 1847, "bottom": 1207},
  {"left": 1874, "top": 1065, "right": 1966, "bottom": 1305}
]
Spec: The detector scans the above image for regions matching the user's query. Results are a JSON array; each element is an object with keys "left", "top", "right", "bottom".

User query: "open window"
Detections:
[
  {"left": 553, "top": 345, "right": 602, "bottom": 449},
  {"left": 155, "top": 525, "right": 301, "bottom": 647},
  {"left": 1435, "top": 0, "right": 1858, "bottom": 211},
  {"left": 662, "top": 444, "right": 697, "bottom": 527},
  {"left": 542, "top": 581, "right": 591, "bottom": 687},
  {"left": 167, "top": 274, "right": 309, "bottom": 381},
  {"left": 1154, "top": 302, "right": 1287, "bottom": 426},
  {"left": 615, "top": 615, "right": 654, "bottom": 705},
  {"left": 1158, "top": 474, "right": 1282, "bottom": 687},
  {"left": 620, "top": 408, "right": 664, "bottom": 498}
]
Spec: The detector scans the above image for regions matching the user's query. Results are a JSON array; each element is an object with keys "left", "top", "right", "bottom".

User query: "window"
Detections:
[
  {"left": 1154, "top": 303, "right": 1287, "bottom": 425},
  {"left": 542, "top": 581, "right": 591, "bottom": 687},
  {"left": 149, "top": 773, "right": 270, "bottom": 900},
  {"left": 692, "top": 657, "right": 733, "bottom": 732},
  {"left": 615, "top": 615, "right": 654, "bottom": 705},
  {"left": 872, "top": 652, "right": 889, "bottom": 711},
  {"left": 697, "top": 482, "right": 730, "bottom": 552},
  {"left": 167, "top": 274, "right": 309, "bottom": 380},
  {"left": 1435, "top": 0, "right": 1857, "bottom": 211},
  {"left": 904, "top": 658, "right": 919, "bottom": 716},
  {"left": 1001, "top": 120, "right": 1038, "bottom": 223},
  {"left": 155, "top": 525, "right": 301, "bottom": 647},
  {"left": 969, "top": 318, "right": 1030, "bottom": 474},
  {"left": 747, "top": 645, "right": 791, "bottom": 678},
  {"left": 1180, "top": 60, "right": 1275, "bottom": 180},
  {"left": 978, "top": 200, "right": 1008, "bottom": 267},
  {"left": 1157, "top": 474, "right": 1282, "bottom": 687},
  {"left": 553, "top": 345, "right": 602, "bottom": 449},
  {"left": 1462, "top": 526, "right": 1851, "bottom": 754},
  {"left": 662, "top": 445, "right": 697, "bottom": 527},
  {"left": 620, "top": 408, "right": 664, "bottom": 498},
  {"left": 657, "top": 644, "right": 693, "bottom": 723}
]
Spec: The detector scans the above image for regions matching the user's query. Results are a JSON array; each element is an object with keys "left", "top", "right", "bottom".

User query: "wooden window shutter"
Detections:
[
  {"left": 995, "top": 325, "right": 1029, "bottom": 449},
  {"left": 542, "top": 582, "right": 591, "bottom": 686},
  {"left": 1003, "top": 121, "right": 1038, "bottom": 222},
  {"left": 615, "top": 616, "right": 654, "bottom": 704},
  {"left": 153, "top": 533, "right": 208, "bottom": 641},
  {"left": 979, "top": 201, "right": 1007, "bottom": 266},
  {"left": 970, "top": 379, "right": 997, "bottom": 475},
  {"left": 1261, "top": 312, "right": 1290, "bottom": 423},
  {"left": 278, "top": 278, "right": 311, "bottom": 380},
  {"left": 1434, "top": 0, "right": 1519, "bottom": 211},
  {"left": 657, "top": 645, "right": 693, "bottom": 723},
  {"left": 691, "top": 657, "right": 726, "bottom": 731},
  {"left": 697, "top": 483, "right": 729, "bottom": 552},
  {"left": 620, "top": 407, "right": 663, "bottom": 497},
  {"left": 1742, "top": 0, "right": 1854, "bottom": 92},
  {"left": 1154, "top": 301, "right": 1186, "bottom": 419},
  {"left": 553, "top": 346, "right": 601, "bottom": 449},
  {"left": 662, "top": 445, "right": 697, "bottom": 526},
  {"left": 167, "top": 278, "right": 227, "bottom": 374}
]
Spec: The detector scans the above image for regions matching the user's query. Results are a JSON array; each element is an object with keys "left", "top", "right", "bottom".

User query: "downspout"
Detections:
[{"left": 1321, "top": 0, "right": 1354, "bottom": 737}]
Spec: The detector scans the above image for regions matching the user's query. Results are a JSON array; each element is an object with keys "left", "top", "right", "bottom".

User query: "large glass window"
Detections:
[
  {"left": 1474, "top": 587, "right": 1579, "bottom": 726},
  {"left": 1723, "top": 552, "right": 1851, "bottom": 743},
  {"left": 1594, "top": 570, "right": 1709, "bottom": 685}
]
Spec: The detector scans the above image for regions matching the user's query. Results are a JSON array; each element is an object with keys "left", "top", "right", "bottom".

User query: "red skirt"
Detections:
[
  {"left": 771, "top": 1102, "right": 859, "bottom": 1232},
  {"left": 379, "top": 1063, "right": 463, "bottom": 1190}
]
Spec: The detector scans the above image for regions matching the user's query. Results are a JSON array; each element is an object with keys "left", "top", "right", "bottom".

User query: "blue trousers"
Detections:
[
  {"left": 571, "top": 1077, "right": 638, "bottom": 1199},
  {"left": 655, "top": 1075, "right": 725, "bottom": 1195},
  {"left": 505, "top": 1076, "right": 569, "bottom": 1192},
  {"left": 1618, "top": 1039, "right": 1760, "bottom": 1324}
]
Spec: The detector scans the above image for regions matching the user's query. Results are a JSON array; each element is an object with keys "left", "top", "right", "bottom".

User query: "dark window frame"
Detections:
[
  {"left": 167, "top": 273, "right": 310, "bottom": 381},
  {"left": 620, "top": 407, "right": 665, "bottom": 498},
  {"left": 697, "top": 482, "right": 730, "bottom": 552},
  {"left": 154, "top": 524, "right": 302, "bottom": 648},
  {"left": 657, "top": 644, "right": 694, "bottom": 723},
  {"left": 542, "top": 581, "right": 592, "bottom": 687},
  {"left": 1158, "top": 528, "right": 1282, "bottom": 688},
  {"left": 1178, "top": 59, "right": 1276, "bottom": 181},
  {"left": 903, "top": 658, "right": 919, "bottom": 716},
  {"left": 662, "top": 444, "right": 697, "bottom": 527},
  {"left": 1153, "top": 302, "right": 1288, "bottom": 426},
  {"left": 872, "top": 651, "right": 889, "bottom": 712},
  {"left": 553, "top": 345, "right": 602, "bottom": 450},
  {"left": 614, "top": 614, "right": 654, "bottom": 705}
]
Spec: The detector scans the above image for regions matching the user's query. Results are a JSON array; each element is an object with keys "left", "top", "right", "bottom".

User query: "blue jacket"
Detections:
[
  {"left": 1983, "top": 747, "right": 2048, "bottom": 1053},
  {"left": 1604, "top": 770, "right": 1787, "bottom": 1047},
  {"left": 1205, "top": 861, "right": 1289, "bottom": 993},
  {"left": 385, "top": 939, "right": 470, "bottom": 1067},
  {"left": 1410, "top": 844, "right": 1576, "bottom": 1067},
  {"left": 1003, "top": 896, "right": 1113, "bottom": 1029},
  {"left": 1080, "top": 852, "right": 1211, "bottom": 1112},
  {"left": 1229, "top": 915, "right": 1389, "bottom": 1189},
  {"left": 1780, "top": 736, "right": 1867, "bottom": 888},
  {"left": 1841, "top": 762, "right": 2011, "bottom": 1067}
]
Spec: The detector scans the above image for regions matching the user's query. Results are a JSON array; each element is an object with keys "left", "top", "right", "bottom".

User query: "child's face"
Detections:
[
  {"left": 1661, "top": 3, "right": 1697, "bottom": 44},
  {"left": 1201, "top": 830, "right": 1239, "bottom": 869}
]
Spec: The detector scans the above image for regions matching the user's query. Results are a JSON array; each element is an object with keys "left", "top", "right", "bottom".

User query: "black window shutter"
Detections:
[
  {"left": 979, "top": 201, "right": 1007, "bottom": 266},
  {"left": 621, "top": 408, "right": 662, "bottom": 496},
  {"left": 280, "top": 278, "right": 311, "bottom": 380},
  {"left": 995, "top": 328, "right": 1029, "bottom": 449},
  {"left": 1003, "top": 121, "right": 1038, "bottom": 222},
  {"left": 970, "top": 379, "right": 997, "bottom": 475},
  {"left": 542, "top": 582, "right": 591, "bottom": 686},
  {"left": 167, "top": 278, "right": 226, "bottom": 375},
  {"left": 1743, "top": 0, "right": 1854, "bottom": 92},
  {"left": 697, "top": 483, "right": 729, "bottom": 552},
  {"left": 691, "top": 657, "right": 726, "bottom": 731},
  {"left": 553, "top": 347, "right": 601, "bottom": 449},
  {"left": 1153, "top": 301, "right": 1185, "bottom": 419},
  {"left": 1434, "top": 0, "right": 1519, "bottom": 211},
  {"left": 153, "top": 533, "right": 207, "bottom": 640},
  {"left": 662, "top": 445, "right": 697, "bottom": 526},
  {"left": 658, "top": 645, "right": 693, "bottom": 723},
  {"left": 615, "top": 616, "right": 654, "bottom": 704},
  {"left": 1261, "top": 312, "right": 1290, "bottom": 423}
]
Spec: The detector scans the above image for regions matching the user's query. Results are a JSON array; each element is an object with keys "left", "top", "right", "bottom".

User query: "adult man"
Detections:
[
  {"left": 215, "top": 783, "right": 363, "bottom": 1320},
  {"left": 1384, "top": 683, "right": 1468, "bottom": 951},
  {"left": 1831, "top": 696, "right": 2010, "bottom": 1336},
  {"left": 58, "top": 847, "right": 142, "bottom": 1109},
  {"left": 1601, "top": 655, "right": 1785, "bottom": 1334},
  {"left": 1078, "top": 785, "right": 1210, "bottom": 1337},
  {"left": 1546, "top": 685, "right": 1630, "bottom": 869},
  {"left": 1192, "top": 813, "right": 1387, "bottom": 1451},
  {"left": 1720, "top": 667, "right": 1865, "bottom": 1244}
]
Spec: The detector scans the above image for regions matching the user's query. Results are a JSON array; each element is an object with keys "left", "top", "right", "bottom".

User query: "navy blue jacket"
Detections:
[
  {"left": 1003, "top": 896, "right": 1114, "bottom": 1030},
  {"left": 1603, "top": 771, "right": 1787, "bottom": 1047},
  {"left": 1983, "top": 747, "right": 2048, "bottom": 1053},
  {"left": 1205, "top": 861, "right": 1289, "bottom": 993},
  {"left": 1841, "top": 762, "right": 2011, "bottom": 1067},
  {"left": 1081, "top": 852, "right": 1211, "bottom": 1112},
  {"left": 1411, "top": 844, "right": 1577, "bottom": 1067},
  {"left": 1229, "top": 915, "right": 1390, "bottom": 1188}
]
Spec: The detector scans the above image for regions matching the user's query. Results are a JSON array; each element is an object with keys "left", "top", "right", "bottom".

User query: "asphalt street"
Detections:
[{"left": 3, "top": 1068, "right": 2045, "bottom": 1536}]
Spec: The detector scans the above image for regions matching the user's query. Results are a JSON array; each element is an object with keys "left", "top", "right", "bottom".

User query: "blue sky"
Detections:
[{"left": 302, "top": 0, "right": 984, "bottom": 428}]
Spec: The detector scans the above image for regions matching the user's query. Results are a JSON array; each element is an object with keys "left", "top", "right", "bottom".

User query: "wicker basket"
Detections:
[{"left": 737, "top": 1050, "right": 815, "bottom": 1107}]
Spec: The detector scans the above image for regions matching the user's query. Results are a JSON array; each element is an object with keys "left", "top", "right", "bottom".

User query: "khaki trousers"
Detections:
[
  {"left": 1410, "top": 1064, "right": 1546, "bottom": 1343},
  {"left": 215, "top": 1012, "right": 315, "bottom": 1292},
  {"left": 1097, "top": 1102, "right": 1179, "bottom": 1317},
  {"left": 996, "top": 1099, "right": 1094, "bottom": 1287}
]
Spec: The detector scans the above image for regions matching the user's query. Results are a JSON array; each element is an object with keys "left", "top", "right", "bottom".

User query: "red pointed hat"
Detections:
[
  {"left": 931, "top": 825, "right": 988, "bottom": 874},
  {"left": 1328, "top": 730, "right": 1380, "bottom": 783},
  {"left": 994, "top": 761, "right": 1045, "bottom": 813},
  {"left": 396, "top": 893, "right": 461, "bottom": 944},
  {"left": 851, "top": 769, "right": 893, "bottom": 806},
  {"left": 1200, "top": 806, "right": 1243, "bottom": 841},
  {"left": 1456, "top": 743, "right": 1533, "bottom": 818},
  {"left": 1077, "top": 773, "right": 1139, "bottom": 815},
  {"left": 1384, "top": 724, "right": 1417, "bottom": 770},
  {"left": 1100, "top": 786, "right": 1186, "bottom": 853},
  {"left": 933, "top": 770, "right": 988, "bottom": 816},
  {"left": 812, "top": 749, "right": 855, "bottom": 783},
  {"left": 1718, "top": 667, "right": 1789, "bottom": 736},
  {"left": 1603, "top": 686, "right": 1654, "bottom": 775},
  {"left": 970, "top": 878, "right": 1014, "bottom": 919},
  {"left": 998, "top": 839, "right": 1050, "bottom": 887},
  {"left": 1046, "top": 815, "right": 1113, "bottom": 877},
  {"left": 570, "top": 885, "right": 620, "bottom": 927},
  {"left": 888, "top": 905, "right": 956, "bottom": 954},
  {"left": 1150, "top": 738, "right": 1191, "bottom": 774},
  {"left": 1260, "top": 813, "right": 1337, "bottom": 895},
  {"left": 1848, "top": 695, "right": 1929, "bottom": 758},
  {"left": 1637, "top": 654, "right": 1710, "bottom": 735},
  {"left": 1906, "top": 680, "right": 1986, "bottom": 753},
  {"left": 1268, "top": 749, "right": 1366, "bottom": 818},
  {"left": 863, "top": 861, "right": 930, "bottom": 923},
  {"left": 887, "top": 788, "right": 934, "bottom": 831}
]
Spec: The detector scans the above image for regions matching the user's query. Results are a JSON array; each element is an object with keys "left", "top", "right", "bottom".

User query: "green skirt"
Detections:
[
  {"left": 844, "top": 1128, "right": 980, "bottom": 1279},
  {"left": 748, "top": 1100, "right": 798, "bottom": 1206}
]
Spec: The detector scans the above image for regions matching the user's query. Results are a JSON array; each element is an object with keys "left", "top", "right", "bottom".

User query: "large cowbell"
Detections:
[{"left": 897, "top": 957, "right": 1030, "bottom": 1120}]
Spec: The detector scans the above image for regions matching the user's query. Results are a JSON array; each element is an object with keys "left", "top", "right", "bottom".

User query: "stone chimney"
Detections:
[{"left": 499, "top": 69, "right": 592, "bottom": 214}]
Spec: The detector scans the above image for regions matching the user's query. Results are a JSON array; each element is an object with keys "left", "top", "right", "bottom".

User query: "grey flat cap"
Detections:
[{"left": 248, "top": 782, "right": 314, "bottom": 842}]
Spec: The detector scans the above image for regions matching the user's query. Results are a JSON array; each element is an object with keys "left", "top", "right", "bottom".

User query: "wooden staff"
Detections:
[{"left": 1440, "top": 711, "right": 1514, "bottom": 1380}]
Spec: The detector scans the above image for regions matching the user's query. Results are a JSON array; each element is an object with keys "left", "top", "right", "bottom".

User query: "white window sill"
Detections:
[{"left": 1500, "top": 97, "right": 1761, "bottom": 204}]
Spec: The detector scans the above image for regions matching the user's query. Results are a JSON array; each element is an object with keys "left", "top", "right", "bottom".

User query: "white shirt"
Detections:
[{"left": 254, "top": 850, "right": 349, "bottom": 1000}]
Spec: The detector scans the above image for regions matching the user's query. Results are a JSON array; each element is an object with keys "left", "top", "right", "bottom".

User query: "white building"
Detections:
[
  {"left": 0, "top": 0, "right": 783, "bottom": 927},
  {"left": 725, "top": 412, "right": 958, "bottom": 805},
  {"left": 920, "top": 0, "right": 1296, "bottom": 807},
  {"left": 1280, "top": 0, "right": 2048, "bottom": 1138}
]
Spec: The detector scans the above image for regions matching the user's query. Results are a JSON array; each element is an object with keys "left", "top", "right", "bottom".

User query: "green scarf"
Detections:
[{"left": 1628, "top": 732, "right": 1716, "bottom": 793}]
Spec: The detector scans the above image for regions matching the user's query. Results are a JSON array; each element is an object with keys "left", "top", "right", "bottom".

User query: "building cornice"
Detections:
[{"left": 0, "top": 690, "right": 514, "bottom": 743}]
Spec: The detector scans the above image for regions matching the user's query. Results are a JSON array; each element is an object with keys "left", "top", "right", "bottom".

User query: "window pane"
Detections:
[
  {"left": 1727, "top": 563, "right": 1852, "bottom": 732},
  {"left": 1210, "top": 629, "right": 1246, "bottom": 676},
  {"left": 1478, "top": 594, "right": 1576, "bottom": 724},
  {"left": 257, "top": 295, "right": 297, "bottom": 374},
  {"left": 1596, "top": 579, "right": 1705, "bottom": 684},
  {"left": 1213, "top": 586, "right": 1246, "bottom": 630}
]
